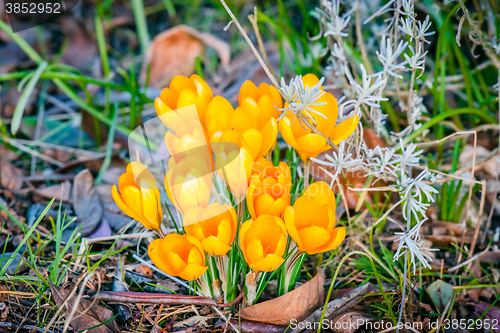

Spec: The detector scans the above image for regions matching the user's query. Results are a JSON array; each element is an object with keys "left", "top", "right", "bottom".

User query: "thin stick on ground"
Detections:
[{"left": 133, "top": 254, "right": 241, "bottom": 333}]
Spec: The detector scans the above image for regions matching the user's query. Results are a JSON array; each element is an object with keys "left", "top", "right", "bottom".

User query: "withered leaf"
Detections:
[
  {"left": 239, "top": 268, "right": 325, "bottom": 326},
  {"left": 49, "top": 282, "right": 120, "bottom": 333},
  {"left": 142, "top": 25, "right": 230, "bottom": 87},
  {"left": 35, "top": 180, "right": 72, "bottom": 201},
  {"left": 72, "top": 169, "right": 103, "bottom": 236},
  {"left": 0, "top": 159, "right": 23, "bottom": 190}
]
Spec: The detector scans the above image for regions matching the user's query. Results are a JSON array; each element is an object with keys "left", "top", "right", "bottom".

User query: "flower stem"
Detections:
[
  {"left": 304, "top": 159, "right": 311, "bottom": 189},
  {"left": 396, "top": 249, "right": 409, "bottom": 333},
  {"left": 156, "top": 227, "right": 166, "bottom": 239}
]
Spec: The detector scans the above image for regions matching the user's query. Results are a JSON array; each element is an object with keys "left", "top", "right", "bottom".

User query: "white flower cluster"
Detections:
[
  {"left": 312, "top": 0, "right": 440, "bottom": 273},
  {"left": 311, "top": 141, "right": 362, "bottom": 186},
  {"left": 277, "top": 76, "right": 327, "bottom": 125},
  {"left": 319, "top": 0, "right": 351, "bottom": 38},
  {"left": 362, "top": 140, "right": 438, "bottom": 270}
]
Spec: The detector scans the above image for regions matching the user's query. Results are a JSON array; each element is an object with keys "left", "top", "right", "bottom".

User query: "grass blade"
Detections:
[{"left": 11, "top": 61, "right": 48, "bottom": 135}]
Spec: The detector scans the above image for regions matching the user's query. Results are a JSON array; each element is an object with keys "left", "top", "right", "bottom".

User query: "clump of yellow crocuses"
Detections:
[{"left": 112, "top": 74, "right": 358, "bottom": 305}]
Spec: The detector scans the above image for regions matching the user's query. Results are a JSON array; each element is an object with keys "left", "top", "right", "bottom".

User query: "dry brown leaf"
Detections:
[
  {"left": 239, "top": 268, "right": 325, "bottom": 326},
  {"left": 0, "top": 159, "right": 23, "bottom": 190},
  {"left": 35, "top": 180, "right": 72, "bottom": 201},
  {"left": 72, "top": 169, "right": 103, "bottom": 236},
  {"left": 49, "top": 282, "right": 120, "bottom": 333},
  {"left": 142, "top": 25, "right": 230, "bottom": 87},
  {"left": 459, "top": 145, "right": 499, "bottom": 177}
]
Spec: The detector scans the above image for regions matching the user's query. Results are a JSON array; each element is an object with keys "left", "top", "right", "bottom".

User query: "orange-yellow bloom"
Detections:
[
  {"left": 239, "top": 215, "right": 287, "bottom": 272},
  {"left": 284, "top": 181, "right": 345, "bottom": 255},
  {"left": 212, "top": 141, "right": 254, "bottom": 200},
  {"left": 278, "top": 74, "right": 359, "bottom": 162},
  {"left": 165, "top": 155, "right": 212, "bottom": 214},
  {"left": 238, "top": 81, "right": 283, "bottom": 122},
  {"left": 148, "top": 233, "right": 207, "bottom": 281},
  {"left": 112, "top": 162, "right": 162, "bottom": 230},
  {"left": 205, "top": 96, "right": 278, "bottom": 160},
  {"left": 246, "top": 158, "right": 291, "bottom": 219},
  {"left": 184, "top": 202, "right": 237, "bottom": 257},
  {"left": 154, "top": 74, "right": 213, "bottom": 126},
  {"left": 164, "top": 117, "right": 211, "bottom": 158}
]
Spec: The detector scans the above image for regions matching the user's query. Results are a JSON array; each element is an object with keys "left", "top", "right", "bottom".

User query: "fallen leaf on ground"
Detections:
[
  {"left": 478, "top": 251, "right": 500, "bottom": 263},
  {"left": 35, "top": 180, "right": 72, "bottom": 201},
  {"left": 88, "top": 219, "right": 112, "bottom": 238},
  {"left": 239, "top": 268, "right": 325, "bottom": 326},
  {"left": 71, "top": 169, "right": 104, "bottom": 236},
  {"left": 459, "top": 145, "right": 499, "bottom": 177},
  {"left": 142, "top": 25, "right": 230, "bottom": 87},
  {"left": 290, "top": 283, "right": 369, "bottom": 333},
  {"left": 471, "top": 302, "right": 500, "bottom": 322},
  {"left": 426, "top": 279, "right": 455, "bottom": 312},
  {"left": 0, "top": 159, "right": 23, "bottom": 190},
  {"left": 49, "top": 282, "right": 120, "bottom": 333}
]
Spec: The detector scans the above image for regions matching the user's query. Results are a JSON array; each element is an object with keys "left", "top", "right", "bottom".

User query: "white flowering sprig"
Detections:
[
  {"left": 329, "top": 43, "right": 348, "bottom": 76},
  {"left": 277, "top": 76, "right": 327, "bottom": 126},
  {"left": 343, "top": 65, "right": 388, "bottom": 112},
  {"left": 364, "top": 145, "right": 399, "bottom": 179},
  {"left": 319, "top": 0, "right": 351, "bottom": 38},
  {"left": 396, "top": 139, "right": 423, "bottom": 169},
  {"left": 311, "top": 140, "right": 362, "bottom": 186},
  {"left": 376, "top": 35, "right": 408, "bottom": 79},
  {"left": 404, "top": 43, "right": 428, "bottom": 73},
  {"left": 393, "top": 218, "right": 437, "bottom": 273}
]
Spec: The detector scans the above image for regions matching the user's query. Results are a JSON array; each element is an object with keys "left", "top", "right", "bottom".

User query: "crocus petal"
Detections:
[
  {"left": 249, "top": 255, "right": 284, "bottom": 272},
  {"left": 278, "top": 117, "right": 301, "bottom": 151},
  {"left": 284, "top": 207, "right": 303, "bottom": 249},
  {"left": 297, "top": 226, "right": 331, "bottom": 253},
  {"left": 216, "top": 218, "right": 233, "bottom": 246},
  {"left": 187, "top": 246, "right": 204, "bottom": 265},
  {"left": 159, "top": 87, "right": 178, "bottom": 109},
  {"left": 241, "top": 129, "right": 263, "bottom": 160},
  {"left": 178, "top": 264, "right": 208, "bottom": 281},
  {"left": 202, "top": 236, "right": 232, "bottom": 257},
  {"left": 118, "top": 172, "right": 136, "bottom": 194},
  {"left": 246, "top": 181, "right": 257, "bottom": 219},
  {"left": 314, "top": 227, "right": 346, "bottom": 254},
  {"left": 246, "top": 238, "right": 264, "bottom": 264},
  {"left": 255, "top": 194, "right": 275, "bottom": 217},
  {"left": 121, "top": 186, "right": 145, "bottom": 221},
  {"left": 295, "top": 134, "right": 329, "bottom": 160},
  {"left": 293, "top": 197, "right": 317, "bottom": 230},
  {"left": 304, "top": 181, "right": 336, "bottom": 208},
  {"left": 331, "top": 115, "right": 359, "bottom": 145},
  {"left": 239, "top": 219, "right": 253, "bottom": 250},
  {"left": 259, "top": 118, "right": 278, "bottom": 157},
  {"left": 139, "top": 179, "right": 162, "bottom": 230},
  {"left": 111, "top": 185, "right": 143, "bottom": 225},
  {"left": 148, "top": 239, "right": 177, "bottom": 276}
]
